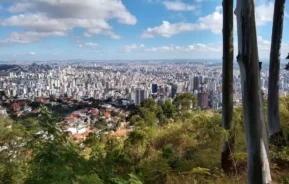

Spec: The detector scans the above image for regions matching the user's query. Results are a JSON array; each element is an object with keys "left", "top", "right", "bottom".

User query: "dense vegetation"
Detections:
[{"left": 1, "top": 94, "right": 289, "bottom": 184}]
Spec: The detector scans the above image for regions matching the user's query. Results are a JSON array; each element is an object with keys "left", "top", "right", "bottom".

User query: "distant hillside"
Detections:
[
  {"left": 0, "top": 64, "right": 22, "bottom": 71},
  {"left": 0, "top": 64, "right": 54, "bottom": 72}
]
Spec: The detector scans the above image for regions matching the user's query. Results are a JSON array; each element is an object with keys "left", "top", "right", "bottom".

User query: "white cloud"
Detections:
[
  {"left": 141, "top": 21, "right": 196, "bottom": 38},
  {"left": 123, "top": 44, "right": 145, "bottom": 52},
  {"left": 1, "top": 13, "right": 72, "bottom": 32},
  {"left": 144, "top": 43, "right": 221, "bottom": 53},
  {"left": 141, "top": 6, "right": 222, "bottom": 38},
  {"left": 257, "top": 36, "right": 289, "bottom": 58},
  {"left": 0, "top": 0, "right": 136, "bottom": 43},
  {"left": 0, "top": 5, "right": 2, "bottom": 10},
  {"left": 163, "top": 1, "right": 196, "bottom": 11},
  {"left": 142, "top": 37, "right": 289, "bottom": 59},
  {"left": 78, "top": 42, "right": 98, "bottom": 48},
  {"left": 255, "top": 2, "right": 274, "bottom": 26},
  {"left": 257, "top": 36, "right": 271, "bottom": 51},
  {"left": 141, "top": 2, "right": 287, "bottom": 38},
  {"left": 0, "top": 31, "right": 66, "bottom": 44},
  {"left": 197, "top": 6, "right": 223, "bottom": 34},
  {"left": 142, "top": 2, "right": 284, "bottom": 39},
  {"left": 29, "top": 52, "right": 36, "bottom": 56}
]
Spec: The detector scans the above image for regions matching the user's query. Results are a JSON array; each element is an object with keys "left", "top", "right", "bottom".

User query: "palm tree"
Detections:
[
  {"left": 235, "top": 0, "right": 271, "bottom": 183},
  {"left": 268, "top": 0, "right": 286, "bottom": 147},
  {"left": 221, "top": 0, "right": 234, "bottom": 173}
]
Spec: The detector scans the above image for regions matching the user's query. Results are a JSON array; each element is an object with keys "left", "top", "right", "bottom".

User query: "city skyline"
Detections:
[
  {"left": 1, "top": 61, "right": 289, "bottom": 111},
  {"left": 0, "top": 0, "right": 289, "bottom": 61}
]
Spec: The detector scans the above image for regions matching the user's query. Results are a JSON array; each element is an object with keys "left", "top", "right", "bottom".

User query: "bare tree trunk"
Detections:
[
  {"left": 235, "top": 0, "right": 272, "bottom": 183},
  {"left": 221, "top": 0, "right": 235, "bottom": 173},
  {"left": 268, "top": 0, "right": 286, "bottom": 147}
]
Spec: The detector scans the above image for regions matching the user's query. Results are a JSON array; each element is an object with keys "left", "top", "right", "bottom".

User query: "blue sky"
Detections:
[{"left": 0, "top": 0, "right": 288, "bottom": 61}]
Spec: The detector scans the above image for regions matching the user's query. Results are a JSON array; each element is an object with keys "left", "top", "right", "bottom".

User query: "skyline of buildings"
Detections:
[{"left": 1, "top": 61, "right": 289, "bottom": 110}]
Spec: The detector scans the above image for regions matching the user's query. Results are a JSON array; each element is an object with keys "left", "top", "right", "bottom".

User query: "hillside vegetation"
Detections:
[{"left": 1, "top": 95, "right": 289, "bottom": 183}]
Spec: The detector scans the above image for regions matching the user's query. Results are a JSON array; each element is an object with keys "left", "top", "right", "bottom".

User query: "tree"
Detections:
[
  {"left": 137, "top": 107, "right": 157, "bottom": 126},
  {"left": 174, "top": 93, "right": 197, "bottom": 111},
  {"left": 25, "top": 106, "right": 96, "bottom": 184},
  {"left": 141, "top": 98, "right": 158, "bottom": 112},
  {"left": 268, "top": 0, "right": 286, "bottom": 147},
  {"left": 133, "top": 98, "right": 161, "bottom": 126},
  {"left": 21, "top": 118, "right": 40, "bottom": 134},
  {"left": 161, "top": 99, "right": 176, "bottom": 119},
  {"left": 0, "top": 115, "right": 29, "bottom": 184},
  {"left": 221, "top": 0, "right": 235, "bottom": 173},
  {"left": 124, "top": 130, "right": 148, "bottom": 166},
  {"left": 235, "top": 0, "right": 271, "bottom": 183},
  {"left": 30, "top": 101, "right": 40, "bottom": 109}
]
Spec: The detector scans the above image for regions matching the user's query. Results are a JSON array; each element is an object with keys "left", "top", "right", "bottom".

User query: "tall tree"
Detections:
[
  {"left": 174, "top": 92, "right": 197, "bottom": 111},
  {"left": 235, "top": 0, "right": 272, "bottom": 183},
  {"left": 161, "top": 99, "right": 176, "bottom": 119},
  {"left": 25, "top": 107, "right": 94, "bottom": 184},
  {"left": 268, "top": 0, "right": 286, "bottom": 147},
  {"left": 221, "top": 0, "right": 235, "bottom": 173}
]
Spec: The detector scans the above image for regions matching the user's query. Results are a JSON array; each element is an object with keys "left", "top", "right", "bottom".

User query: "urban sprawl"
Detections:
[
  {"left": 0, "top": 61, "right": 288, "bottom": 142},
  {"left": 1, "top": 61, "right": 288, "bottom": 109}
]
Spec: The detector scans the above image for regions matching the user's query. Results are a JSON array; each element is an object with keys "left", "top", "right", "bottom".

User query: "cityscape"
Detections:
[
  {"left": 1, "top": 61, "right": 289, "bottom": 113},
  {"left": 1, "top": 0, "right": 289, "bottom": 183},
  {"left": 2, "top": 59, "right": 289, "bottom": 145}
]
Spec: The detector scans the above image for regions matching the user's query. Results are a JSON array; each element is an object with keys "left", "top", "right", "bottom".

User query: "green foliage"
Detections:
[
  {"left": 0, "top": 115, "right": 29, "bottom": 184},
  {"left": 141, "top": 98, "right": 158, "bottom": 112},
  {"left": 279, "top": 96, "right": 289, "bottom": 141},
  {"left": 80, "top": 174, "right": 103, "bottom": 184},
  {"left": 128, "top": 173, "right": 143, "bottom": 184},
  {"left": 29, "top": 102, "right": 40, "bottom": 109},
  {"left": 133, "top": 99, "right": 160, "bottom": 126},
  {"left": 21, "top": 118, "right": 40, "bottom": 134},
  {"left": 190, "top": 167, "right": 211, "bottom": 175},
  {"left": 162, "top": 99, "right": 176, "bottom": 117},
  {"left": 25, "top": 106, "right": 96, "bottom": 184},
  {"left": 174, "top": 92, "right": 197, "bottom": 111},
  {"left": 94, "top": 117, "right": 108, "bottom": 129},
  {"left": 162, "top": 144, "right": 175, "bottom": 159},
  {"left": 3, "top": 97, "right": 289, "bottom": 183},
  {"left": 137, "top": 107, "right": 157, "bottom": 126}
]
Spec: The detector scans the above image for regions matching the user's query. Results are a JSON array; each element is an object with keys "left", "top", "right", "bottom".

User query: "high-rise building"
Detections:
[
  {"left": 152, "top": 84, "right": 158, "bottom": 93},
  {"left": 165, "top": 85, "right": 172, "bottom": 97},
  {"left": 208, "top": 80, "right": 217, "bottom": 92},
  {"left": 189, "top": 74, "right": 194, "bottom": 91},
  {"left": 140, "top": 89, "right": 149, "bottom": 104},
  {"left": 105, "top": 81, "right": 110, "bottom": 89},
  {"left": 135, "top": 89, "right": 141, "bottom": 104},
  {"left": 171, "top": 84, "right": 178, "bottom": 98},
  {"left": 159, "top": 85, "right": 165, "bottom": 94},
  {"left": 198, "top": 91, "right": 209, "bottom": 109},
  {"left": 134, "top": 88, "right": 149, "bottom": 104},
  {"left": 194, "top": 76, "right": 200, "bottom": 91}
]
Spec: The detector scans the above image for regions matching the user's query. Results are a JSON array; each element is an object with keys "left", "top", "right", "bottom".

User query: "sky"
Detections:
[{"left": 0, "top": 0, "right": 288, "bottom": 61}]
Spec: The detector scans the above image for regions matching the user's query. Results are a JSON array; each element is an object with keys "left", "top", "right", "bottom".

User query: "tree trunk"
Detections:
[
  {"left": 235, "top": 0, "right": 272, "bottom": 183},
  {"left": 268, "top": 0, "right": 286, "bottom": 147},
  {"left": 221, "top": 0, "right": 235, "bottom": 173}
]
